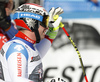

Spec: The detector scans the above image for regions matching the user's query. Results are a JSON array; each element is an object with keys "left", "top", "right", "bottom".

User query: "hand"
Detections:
[{"left": 46, "top": 7, "right": 63, "bottom": 39}]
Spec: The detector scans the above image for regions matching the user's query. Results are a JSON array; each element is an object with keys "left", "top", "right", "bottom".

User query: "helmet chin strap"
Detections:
[
  {"left": 31, "top": 20, "right": 41, "bottom": 43},
  {"left": 34, "top": 29, "right": 41, "bottom": 43}
]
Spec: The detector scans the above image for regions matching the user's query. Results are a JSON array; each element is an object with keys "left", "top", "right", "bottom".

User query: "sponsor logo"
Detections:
[
  {"left": 29, "top": 63, "right": 43, "bottom": 81},
  {"left": 17, "top": 53, "right": 22, "bottom": 77},
  {"left": 0, "top": 48, "right": 5, "bottom": 56},
  {"left": 14, "top": 45, "right": 24, "bottom": 51},
  {"left": 20, "top": 13, "right": 40, "bottom": 19},
  {"left": 0, "top": 35, "right": 8, "bottom": 44},
  {"left": 25, "top": 37, "right": 35, "bottom": 43},
  {"left": 38, "top": 69, "right": 43, "bottom": 79},
  {"left": 17, "top": 4, "right": 44, "bottom": 16},
  {"left": 30, "top": 55, "right": 41, "bottom": 62}
]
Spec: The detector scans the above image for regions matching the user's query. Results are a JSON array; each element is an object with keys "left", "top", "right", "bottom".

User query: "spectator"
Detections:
[{"left": 0, "top": 0, "right": 18, "bottom": 50}]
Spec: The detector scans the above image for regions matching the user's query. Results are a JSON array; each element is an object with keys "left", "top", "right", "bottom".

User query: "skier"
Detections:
[{"left": 0, "top": 3, "right": 63, "bottom": 82}]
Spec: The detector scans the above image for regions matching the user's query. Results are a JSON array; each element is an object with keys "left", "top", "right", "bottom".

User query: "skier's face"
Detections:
[{"left": 38, "top": 25, "right": 48, "bottom": 40}]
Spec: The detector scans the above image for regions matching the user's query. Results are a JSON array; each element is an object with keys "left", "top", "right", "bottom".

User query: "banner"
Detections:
[
  {"left": 44, "top": 1, "right": 100, "bottom": 19},
  {"left": 43, "top": 46, "right": 100, "bottom": 82},
  {"left": 42, "top": 18, "right": 100, "bottom": 82}
]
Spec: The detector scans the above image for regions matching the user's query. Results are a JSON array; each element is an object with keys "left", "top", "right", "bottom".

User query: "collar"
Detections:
[{"left": 15, "top": 31, "right": 36, "bottom": 44}]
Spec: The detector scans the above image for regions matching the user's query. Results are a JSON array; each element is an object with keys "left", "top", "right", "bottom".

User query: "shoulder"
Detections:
[
  {"left": 8, "top": 42, "right": 27, "bottom": 52},
  {"left": 5, "top": 42, "right": 28, "bottom": 60}
]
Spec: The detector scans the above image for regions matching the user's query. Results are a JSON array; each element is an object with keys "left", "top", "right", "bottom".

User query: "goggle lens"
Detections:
[{"left": 40, "top": 15, "right": 49, "bottom": 28}]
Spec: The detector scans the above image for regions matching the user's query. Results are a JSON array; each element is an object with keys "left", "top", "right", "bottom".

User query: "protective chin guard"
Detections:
[{"left": 31, "top": 20, "right": 40, "bottom": 43}]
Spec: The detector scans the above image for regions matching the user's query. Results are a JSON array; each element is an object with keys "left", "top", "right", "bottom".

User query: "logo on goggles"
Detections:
[
  {"left": 21, "top": 13, "right": 40, "bottom": 20},
  {"left": 13, "top": 12, "right": 43, "bottom": 22}
]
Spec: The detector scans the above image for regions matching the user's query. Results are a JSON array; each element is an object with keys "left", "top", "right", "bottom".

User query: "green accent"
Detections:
[{"left": 46, "top": 30, "right": 58, "bottom": 39}]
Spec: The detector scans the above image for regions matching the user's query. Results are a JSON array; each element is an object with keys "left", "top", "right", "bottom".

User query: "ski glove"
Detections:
[{"left": 46, "top": 7, "right": 63, "bottom": 39}]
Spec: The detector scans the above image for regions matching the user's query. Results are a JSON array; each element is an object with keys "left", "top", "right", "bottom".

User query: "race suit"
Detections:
[
  {"left": 0, "top": 28, "right": 9, "bottom": 50},
  {"left": 0, "top": 31, "right": 51, "bottom": 82}
]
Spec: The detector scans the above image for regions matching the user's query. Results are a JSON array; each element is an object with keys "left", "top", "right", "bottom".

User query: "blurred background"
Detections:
[{"left": 12, "top": 0, "right": 100, "bottom": 82}]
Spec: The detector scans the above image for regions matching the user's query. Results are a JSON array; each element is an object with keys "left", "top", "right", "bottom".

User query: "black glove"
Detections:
[{"left": 0, "top": 2, "right": 11, "bottom": 31}]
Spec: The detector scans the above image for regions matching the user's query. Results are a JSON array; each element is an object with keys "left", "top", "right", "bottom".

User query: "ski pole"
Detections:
[
  {"left": 62, "top": 26, "right": 88, "bottom": 82},
  {"left": 53, "top": 15, "right": 88, "bottom": 82}
]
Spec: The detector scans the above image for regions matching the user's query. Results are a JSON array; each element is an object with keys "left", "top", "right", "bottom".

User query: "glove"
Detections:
[{"left": 46, "top": 7, "right": 63, "bottom": 39}]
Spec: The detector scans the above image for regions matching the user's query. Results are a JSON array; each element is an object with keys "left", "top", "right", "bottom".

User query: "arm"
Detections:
[
  {"left": 5, "top": 43, "right": 34, "bottom": 82},
  {"left": 5, "top": 23, "right": 18, "bottom": 39},
  {"left": 36, "top": 7, "right": 63, "bottom": 58},
  {"left": 35, "top": 38, "right": 51, "bottom": 58}
]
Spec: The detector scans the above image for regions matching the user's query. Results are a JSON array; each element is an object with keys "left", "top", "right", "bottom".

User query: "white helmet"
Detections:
[{"left": 13, "top": 3, "right": 49, "bottom": 43}]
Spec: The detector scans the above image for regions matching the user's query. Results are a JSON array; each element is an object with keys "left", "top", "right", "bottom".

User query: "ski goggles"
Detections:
[
  {"left": 40, "top": 15, "right": 49, "bottom": 28},
  {"left": 13, "top": 12, "right": 49, "bottom": 28}
]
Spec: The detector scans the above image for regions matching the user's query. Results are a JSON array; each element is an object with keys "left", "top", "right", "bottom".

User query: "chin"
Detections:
[{"left": 41, "top": 37, "right": 45, "bottom": 40}]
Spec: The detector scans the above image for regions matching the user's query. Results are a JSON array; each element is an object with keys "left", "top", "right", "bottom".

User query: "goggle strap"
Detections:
[
  {"left": 34, "top": 21, "right": 41, "bottom": 43},
  {"left": 13, "top": 12, "right": 43, "bottom": 22}
]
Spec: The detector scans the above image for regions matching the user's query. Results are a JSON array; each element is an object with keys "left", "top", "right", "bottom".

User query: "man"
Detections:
[
  {"left": 0, "top": 3, "right": 63, "bottom": 82},
  {"left": 0, "top": 0, "right": 18, "bottom": 50}
]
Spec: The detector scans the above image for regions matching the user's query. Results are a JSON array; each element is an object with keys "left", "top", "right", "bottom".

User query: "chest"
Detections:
[
  {"left": 26, "top": 47, "right": 43, "bottom": 81},
  {"left": 27, "top": 46, "right": 43, "bottom": 75}
]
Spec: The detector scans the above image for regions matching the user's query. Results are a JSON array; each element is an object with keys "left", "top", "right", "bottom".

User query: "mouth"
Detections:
[{"left": 43, "top": 28, "right": 48, "bottom": 35}]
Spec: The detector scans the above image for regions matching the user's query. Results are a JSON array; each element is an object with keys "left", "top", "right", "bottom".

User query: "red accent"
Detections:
[
  {"left": 14, "top": 19, "right": 31, "bottom": 31},
  {"left": 31, "top": 57, "right": 33, "bottom": 60},
  {"left": 25, "top": 3, "right": 42, "bottom": 7},
  {"left": 17, "top": 53, "right": 22, "bottom": 77},
  {"left": 45, "top": 35, "right": 53, "bottom": 43},
  {"left": 0, "top": 28, "right": 9, "bottom": 50},
  {"left": 62, "top": 27, "right": 89, "bottom": 82},
  {"left": 85, "top": 76, "right": 88, "bottom": 82},
  {"left": 62, "top": 27, "right": 69, "bottom": 36},
  {"left": 15, "top": 31, "right": 36, "bottom": 44}
]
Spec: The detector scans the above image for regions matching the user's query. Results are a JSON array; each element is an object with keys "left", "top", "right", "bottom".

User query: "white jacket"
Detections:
[{"left": 0, "top": 35, "right": 51, "bottom": 82}]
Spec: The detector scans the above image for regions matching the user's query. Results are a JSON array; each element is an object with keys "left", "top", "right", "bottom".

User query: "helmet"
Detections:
[{"left": 13, "top": 3, "right": 49, "bottom": 43}]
